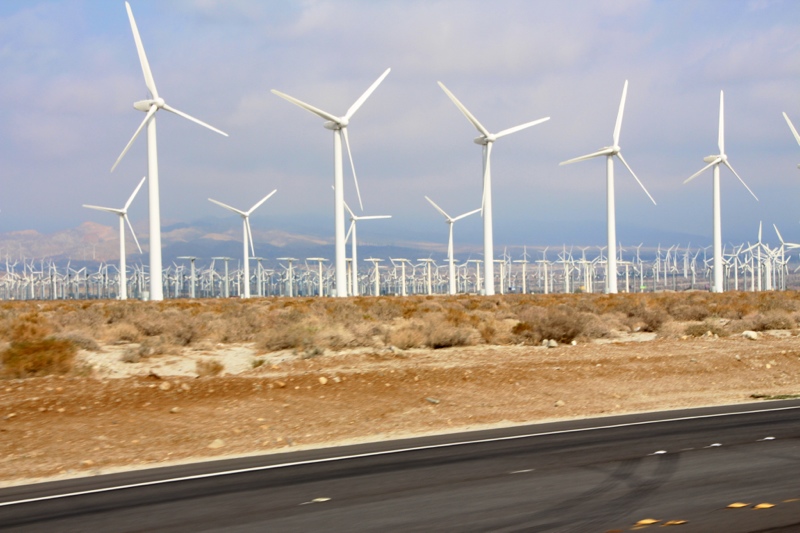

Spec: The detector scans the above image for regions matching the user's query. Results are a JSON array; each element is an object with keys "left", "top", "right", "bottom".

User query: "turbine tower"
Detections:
[
  {"left": 425, "top": 196, "right": 480, "bottom": 295},
  {"left": 684, "top": 91, "right": 758, "bottom": 293},
  {"left": 208, "top": 190, "right": 277, "bottom": 299},
  {"left": 783, "top": 112, "right": 800, "bottom": 169},
  {"left": 438, "top": 82, "right": 549, "bottom": 296},
  {"left": 112, "top": 2, "right": 228, "bottom": 301},
  {"left": 272, "top": 68, "right": 391, "bottom": 297},
  {"left": 559, "top": 80, "right": 656, "bottom": 294},
  {"left": 82, "top": 176, "right": 146, "bottom": 300}
]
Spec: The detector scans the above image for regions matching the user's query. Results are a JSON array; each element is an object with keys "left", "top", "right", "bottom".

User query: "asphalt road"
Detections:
[{"left": 1, "top": 400, "right": 799, "bottom": 532}]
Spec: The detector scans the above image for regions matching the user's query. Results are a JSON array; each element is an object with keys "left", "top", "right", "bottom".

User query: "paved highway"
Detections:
[{"left": 1, "top": 400, "right": 799, "bottom": 532}]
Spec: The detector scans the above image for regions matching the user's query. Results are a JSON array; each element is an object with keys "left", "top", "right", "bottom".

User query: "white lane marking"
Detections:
[
  {"left": 759, "top": 436, "right": 776, "bottom": 441},
  {"left": 649, "top": 450, "right": 667, "bottom": 455},
  {"left": 705, "top": 443, "right": 723, "bottom": 448},
  {"left": 2, "top": 404, "right": 799, "bottom": 508},
  {"left": 510, "top": 469, "right": 533, "bottom": 474}
]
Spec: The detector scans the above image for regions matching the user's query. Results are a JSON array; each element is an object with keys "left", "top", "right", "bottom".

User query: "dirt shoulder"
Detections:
[{"left": 2, "top": 331, "right": 800, "bottom": 487}]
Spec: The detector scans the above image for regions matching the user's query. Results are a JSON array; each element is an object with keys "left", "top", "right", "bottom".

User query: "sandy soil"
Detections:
[{"left": 2, "top": 330, "right": 800, "bottom": 487}]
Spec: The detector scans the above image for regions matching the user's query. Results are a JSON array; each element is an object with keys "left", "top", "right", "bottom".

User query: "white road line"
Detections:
[{"left": 2, "top": 403, "right": 799, "bottom": 508}]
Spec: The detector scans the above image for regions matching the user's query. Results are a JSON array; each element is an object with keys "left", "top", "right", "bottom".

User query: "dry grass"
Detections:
[{"left": 0, "top": 291, "right": 799, "bottom": 367}]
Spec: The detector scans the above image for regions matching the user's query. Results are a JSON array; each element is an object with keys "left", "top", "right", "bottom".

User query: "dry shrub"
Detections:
[
  {"left": 4, "top": 312, "right": 54, "bottom": 342},
  {"left": 668, "top": 304, "right": 710, "bottom": 322},
  {"left": 387, "top": 321, "right": 426, "bottom": 349},
  {"left": 137, "top": 336, "right": 169, "bottom": 357},
  {"left": 1, "top": 338, "right": 76, "bottom": 378},
  {"left": 313, "top": 324, "right": 356, "bottom": 350},
  {"left": 684, "top": 321, "right": 729, "bottom": 338},
  {"left": 514, "top": 305, "right": 590, "bottom": 344},
  {"left": 54, "top": 331, "right": 100, "bottom": 351},
  {"left": 196, "top": 358, "right": 224, "bottom": 376},
  {"left": 423, "top": 314, "right": 474, "bottom": 349},
  {"left": 256, "top": 311, "right": 320, "bottom": 352},
  {"left": 580, "top": 315, "right": 613, "bottom": 339},
  {"left": 637, "top": 307, "right": 668, "bottom": 332},
  {"left": 750, "top": 311, "right": 795, "bottom": 331},
  {"left": 104, "top": 323, "right": 141, "bottom": 344}
]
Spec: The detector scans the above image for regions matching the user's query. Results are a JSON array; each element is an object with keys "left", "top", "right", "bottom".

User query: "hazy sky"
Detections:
[{"left": 1, "top": 0, "right": 799, "bottom": 250}]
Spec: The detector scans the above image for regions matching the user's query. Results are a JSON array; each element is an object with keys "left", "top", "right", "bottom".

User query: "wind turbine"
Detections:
[
  {"left": 208, "top": 190, "right": 276, "bottom": 299},
  {"left": 112, "top": 2, "right": 229, "bottom": 301},
  {"left": 438, "top": 81, "right": 549, "bottom": 296},
  {"left": 272, "top": 68, "right": 391, "bottom": 298},
  {"left": 782, "top": 112, "right": 800, "bottom": 169},
  {"left": 684, "top": 91, "right": 758, "bottom": 293},
  {"left": 343, "top": 199, "right": 391, "bottom": 296},
  {"left": 560, "top": 80, "right": 656, "bottom": 294},
  {"left": 425, "top": 196, "right": 480, "bottom": 295},
  {"left": 82, "top": 176, "right": 146, "bottom": 300}
]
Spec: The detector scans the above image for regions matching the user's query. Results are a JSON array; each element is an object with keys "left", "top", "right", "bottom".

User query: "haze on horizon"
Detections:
[{"left": 1, "top": 0, "right": 799, "bottom": 254}]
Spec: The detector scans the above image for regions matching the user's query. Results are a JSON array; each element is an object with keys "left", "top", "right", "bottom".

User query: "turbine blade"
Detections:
[
  {"left": 425, "top": 196, "right": 450, "bottom": 220},
  {"left": 773, "top": 223, "right": 783, "bottom": 244},
  {"left": 344, "top": 68, "right": 391, "bottom": 120},
  {"left": 437, "top": 81, "right": 490, "bottom": 138},
  {"left": 343, "top": 199, "right": 355, "bottom": 219},
  {"left": 616, "top": 152, "right": 656, "bottom": 205},
  {"left": 452, "top": 208, "right": 482, "bottom": 221},
  {"left": 759, "top": 221, "right": 763, "bottom": 243},
  {"left": 112, "top": 104, "right": 157, "bottom": 172},
  {"left": 161, "top": 103, "right": 228, "bottom": 137},
  {"left": 559, "top": 147, "right": 613, "bottom": 166},
  {"left": 683, "top": 159, "right": 718, "bottom": 184},
  {"left": 125, "top": 2, "right": 158, "bottom": 99},
  {"left": 345, "top": 219, "right": 354, "bottom": 242},
  {"left": 613, "top": 80, "right": 628, "bottom": 146},
  {"left": 124, "top": 176, "right": 147, "bottom": 211},
  {"left": 718, "top": 90, "right": 725, "bottom": 154},
  {"left": 481, "top": 143, "right": 493, "bottom": 214},
  {"left": 208, "top": 198, "right": 246, "bottom": 216},
  {"left": 83, "top": 205, "right": 123, "bottom": 215},
  {"left": 783, "top": 112, "right": 800, "bottom": 146},
  {"left": 246, "top": 218, "right": 255, "bottom": 257},
  {"left": 722, "top": 159, "right": 758, "bottom": 201},
  {"left": 270, "top": 89, "right": 340, "bottom": 123},
  {"left": 342, "top": 128, "right": 363, "bottom": 211},
  {"left": 125, "top": 214, "right": 142, "bottom": 254},
  {"left": 495, "top": 117, "right": 550, "bottom": 139},
  {"left": 246, "top": 189, "right": 277, "bottom": 215},
  {"left": 357, "top": 215, "right": 391, "bottom": 220}
]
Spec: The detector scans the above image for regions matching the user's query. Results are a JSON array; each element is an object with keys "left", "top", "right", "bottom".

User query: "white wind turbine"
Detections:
[
  {"left": 560, "top": 80, "right": 656, "bottom": 294},
  {"left": 438, "top": 82, "right": 549, "bottom": 296},
  {"left": 783, "top": 112, "right": 800, "bottom": 169},
  {"left": 684, "top": 91, "right": 758, "bottom": 293},
  {"left": 112, "top": 2, "right": 229, "bottom": 301},
  {"left": 82, "top": 176, "right": 146, "bottom": 300},
  {"left": 208, "top": 190, "right": 277, "bottom": 299},
  {"left": 425, "top": 196, "right": 480, "bottom": 295},
  {"left": 272, "top": 68, "right": 391, "bottom": 298},
  {"left": 344, "top": 200, "right": 391, "bottom": 296}
]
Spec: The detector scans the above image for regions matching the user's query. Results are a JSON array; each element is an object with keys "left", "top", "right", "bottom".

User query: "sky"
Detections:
[{"left": 1, "top": 0, "right": 800, "bottom": 253}]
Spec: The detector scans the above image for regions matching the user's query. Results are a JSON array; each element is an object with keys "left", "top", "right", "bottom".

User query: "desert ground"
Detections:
[{"left": 1, "top": 292, "right": 800, "bottom": 487}]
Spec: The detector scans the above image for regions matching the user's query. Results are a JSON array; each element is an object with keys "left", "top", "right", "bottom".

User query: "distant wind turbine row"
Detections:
[{"left": 103, "top": 2, "right": 800, "bottom": 299}]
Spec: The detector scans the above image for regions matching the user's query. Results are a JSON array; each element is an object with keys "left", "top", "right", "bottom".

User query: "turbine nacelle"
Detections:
[
  {"left": 703, "top": 154, "right": 725, "bottom": 164},
  {"left": 473, "top": 135, "right": 495, "bottom": 145},
  {"left": 133, "top": 98, "right": 164, "bottom": 112},
  {"left": 323, "top": 119, "right": 347, "bottom": 130}
]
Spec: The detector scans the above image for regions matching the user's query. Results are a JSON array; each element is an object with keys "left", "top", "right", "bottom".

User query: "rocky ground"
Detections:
[{"left": 2, "top": 330, "right": 800, "bottom": 487}]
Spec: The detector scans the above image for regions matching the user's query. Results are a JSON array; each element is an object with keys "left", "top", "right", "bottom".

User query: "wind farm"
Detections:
[{"left": 6, "top": 5, "right": 800, "bottom": 529}]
